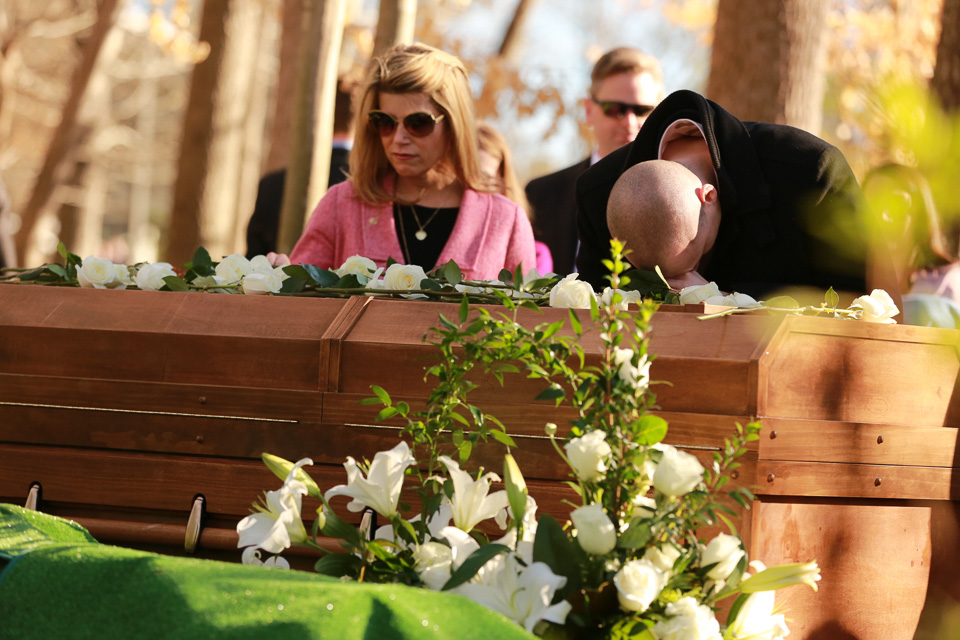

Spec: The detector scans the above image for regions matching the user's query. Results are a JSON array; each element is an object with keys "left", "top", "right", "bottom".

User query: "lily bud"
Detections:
[
  {"left": 503, "top": 454, "right": 528, "bottom": 528},
  {"left": 262, "top": 452, "right": 321, "bottom": 498},
  {"left": 738, "top": 561, "right": 821, "bottom": 593}
]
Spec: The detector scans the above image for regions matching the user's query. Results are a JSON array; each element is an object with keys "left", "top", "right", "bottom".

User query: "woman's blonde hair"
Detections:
[
  {"left": 477, "top": 122, "right": 533, "bottom": 222},
  {"left": 349, "top": 43, "right": 489, "bottom": 205}
]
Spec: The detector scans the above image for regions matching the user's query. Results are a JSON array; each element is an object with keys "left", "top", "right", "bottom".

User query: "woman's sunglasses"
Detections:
[
  {"left": 367, "top": 111, "right": 445, "bottom": 138},
  {"left": 591, "top": 97, "right": 656, "bottom": 120}
]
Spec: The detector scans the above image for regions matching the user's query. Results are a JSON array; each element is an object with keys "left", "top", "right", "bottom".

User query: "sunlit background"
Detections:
[{"left": 0, "top": 0, "right": 955, "bottom": 268}]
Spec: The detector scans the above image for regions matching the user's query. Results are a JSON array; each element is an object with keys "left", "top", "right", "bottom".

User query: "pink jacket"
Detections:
[{"left": 290, "top": 180, "right": 538, "bottom": 280}]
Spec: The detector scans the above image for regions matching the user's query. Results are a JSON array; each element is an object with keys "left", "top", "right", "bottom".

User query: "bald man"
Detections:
[
  {"left": 607, "top": 160, "right": 722, "bottom": 289},
  {"left": 578, "top": 90, "right": 892, "bottom": 302}
]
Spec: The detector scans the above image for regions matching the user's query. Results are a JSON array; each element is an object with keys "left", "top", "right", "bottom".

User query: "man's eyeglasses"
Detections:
[
  {"left": 591, "top": 97, "right": 655, "bottom": 120},
  {"left": 367, "top": 111, "right": 445, "bottom": 138}
]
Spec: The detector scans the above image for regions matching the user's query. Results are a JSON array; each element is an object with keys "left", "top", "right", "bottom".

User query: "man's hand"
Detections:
[
  {"left": 267, "top": 252, "right": 291, "bottom": 267},
  {"left": 665, "top": 270, "right": 710, "bottom": 291}
]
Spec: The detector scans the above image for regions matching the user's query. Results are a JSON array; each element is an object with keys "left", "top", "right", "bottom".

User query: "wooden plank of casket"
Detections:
[
  {"left": 759, "top": 418, "right": 960, "bottom": 468},
  {"left": 750, "top": 498, "right": 953, "bottom": 640},
  {"left": 333, "top": 298, "right": 775, "bottom": 416},
  {"left": 0, "top": 444, "right": 330, "bottom": 518},
  {"left": 758, "top": 315, "right": 960, "bottom": 427},
  {"left": 757, "top": 460, "right": 960, "bottom": 501},
  {"left": 0, "top": 287, "right": 348, "bottom": 390}
]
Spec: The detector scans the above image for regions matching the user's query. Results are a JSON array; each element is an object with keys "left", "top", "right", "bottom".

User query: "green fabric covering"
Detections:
[{"left": 0, "top": 504, "right": 536, "bottom": 640}]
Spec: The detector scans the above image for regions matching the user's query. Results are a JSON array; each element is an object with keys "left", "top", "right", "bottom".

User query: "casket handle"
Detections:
[
  {"left": 184, "top": 495, "right": 206, "bottom": 553},
  {"left": 24, "top": 482, "right": 42, "bottom": 511}
]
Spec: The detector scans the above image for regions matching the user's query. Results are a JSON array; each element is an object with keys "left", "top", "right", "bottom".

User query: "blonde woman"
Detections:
[{"left": 287, "top": 43, "right": 536, "bottom": 280}]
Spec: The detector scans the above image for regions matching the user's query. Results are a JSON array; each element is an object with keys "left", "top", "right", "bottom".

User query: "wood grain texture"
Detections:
[
  {"left": 759, "top": 418, "right": 960, "bottom": 467},
  {"left": 757, "top": 460, "right": 960, "bottom": 500},
  {"left": 758, "top": 315, "right": 960, "bottom": 427},
  {"left": 752, "top": 499, "right": 934, "bottom": 640}
]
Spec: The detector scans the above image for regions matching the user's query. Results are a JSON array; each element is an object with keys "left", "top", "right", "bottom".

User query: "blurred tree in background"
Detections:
[{"left": 1, "top": 0, "right": 957, "bottom": 269}]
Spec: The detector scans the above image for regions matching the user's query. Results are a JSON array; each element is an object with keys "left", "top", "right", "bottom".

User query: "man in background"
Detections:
[
  {"left": 245, "top": 76, "right": 356, "bottom": 258},
  {"left": 525, "top": 47, "right": 666, "bottom": 275}
]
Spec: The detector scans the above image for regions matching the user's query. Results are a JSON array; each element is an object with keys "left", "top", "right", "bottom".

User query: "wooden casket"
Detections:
[{"left": 1, "top": 284, "right": 958, "bottom": 639}]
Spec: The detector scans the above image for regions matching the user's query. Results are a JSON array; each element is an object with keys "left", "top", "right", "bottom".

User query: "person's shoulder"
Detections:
[
  {"left": 470, "top": 189, "right": 523, "bottom": 214},
  {"left": 744, "top": 121, "right": 837, "bottom": 159},
  {"left": 526, "top": 158, "right": 591, "bottom": 190}
]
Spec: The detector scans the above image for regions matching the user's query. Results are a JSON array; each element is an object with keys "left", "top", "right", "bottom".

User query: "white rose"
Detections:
[
  {"left": 134, "top": 262, "right": 177, "bottom": 291},
  {"left": 112, "top": 264, "right": 132, "bottom": 288},
  {"left": 77, "top": 256, "right": 120, "bottom": 289},
  {"left": 632, "top": 495, "right": 657, "bottom": 517},
  {"left": 248, "top": 254, "right": 276, "bottom": 275},
  {"left": 703, "top": 292, "right": 759, "bottom": 308},
  {"left": 570, "top": 503, "right": 617, "bottom": 556},
  {"left": 414, "top": 541, "right": 454, "bottom": 590},
  {"left": 601, "top": 287, "right": 643, "bottom": 310},
  {"left": 564, "top": 431, "right": 611, "bottom": 483},
  {"left": 613, "top": 558, "right": 666, "bottom": 613},
  {"left": 337, "top": 255, "right": 378, "bottom": 279},
  {"left": 679, "top": 282, "right": 722, "bottom": 305},
  {"left": 850, "top": 289, "right": 899, "bottom": 324},
  {"left": 613, "top": 348, "right": 650, "bottom": 390},
  {"left": 384, "top": 263, "right": 427, "bottom": 291},
  {"left": 652, "top": 596, "right": 723, "bottom": 640},
  {"left": 644, "top": 544, "right": 681, "bottom": 575},
  {"left": 549, "top": 273, "right": 596, "bottom": 309},
  {"left": 728, "top": 590, "right": 789, "bottom": 640},
  {"left": 241, "top": 271, "right": 283, "bottom": 295},
  {"left": 215, "top": 254, "right": 253, "bottom": 283},
  {"left": 653, "top": 444, "right": 704, "bottom": 497},
  {"left": 701, "top": 533, "right": 745, "bottom": 581}
]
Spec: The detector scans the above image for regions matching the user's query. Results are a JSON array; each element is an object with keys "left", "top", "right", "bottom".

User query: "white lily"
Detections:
[
  {"left": 453, "top": 553, "right": 572, "bottom": 633},
  {"left": 325, "top": 441, "right": 416, "bottom": 518},
  {"left": 438, "top": 456, "right": 509, "bottom": 532},
  {"left": 728, "top": 589, "right": 790, "bottom": 640},
  {"left": 236, "top": 457, "right": 312, "bottom": 554},
  {"left": 241, "top": 546, "right": 290, "bottom": 570}
]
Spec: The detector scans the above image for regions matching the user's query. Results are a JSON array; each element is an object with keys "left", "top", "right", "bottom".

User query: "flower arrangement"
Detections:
[
  {"left": 0, "top": 243, "right": 899, "bottom": 325},
  {"left": 236, "top": 242, "right": 822, "bottom": 639}
]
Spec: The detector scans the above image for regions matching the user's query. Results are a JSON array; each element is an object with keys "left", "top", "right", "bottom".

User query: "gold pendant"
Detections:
[{"left": 415, "top": 230, "right": 427, "bottom": 241}]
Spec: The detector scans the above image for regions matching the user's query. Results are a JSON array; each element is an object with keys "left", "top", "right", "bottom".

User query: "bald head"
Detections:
[{"left": 607, "top": 160, "right": 705, "bottom": 277}]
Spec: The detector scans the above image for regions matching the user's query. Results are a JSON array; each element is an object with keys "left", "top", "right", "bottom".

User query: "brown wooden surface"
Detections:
[
  {"left": 752, "top": 498, "right": 938, "bottom": 639},
  {"left": 3, "top": 285, "right": 960, "bottom": 640}
]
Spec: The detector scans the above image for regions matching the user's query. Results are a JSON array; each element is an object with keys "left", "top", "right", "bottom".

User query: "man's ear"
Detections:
[{"left": 695, "top": 184, "right": 718, "bottom": 205}]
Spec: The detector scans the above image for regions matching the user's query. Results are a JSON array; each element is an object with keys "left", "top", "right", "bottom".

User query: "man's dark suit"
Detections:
[
  {"left": 245, "top": 146, "right": 350, "bottom": 258},
  {"left": 576, "top": 90, "right": 868, "bottom": 298},
  {"left": 525, "top": 158, "right": 590, "bottom": 275}
]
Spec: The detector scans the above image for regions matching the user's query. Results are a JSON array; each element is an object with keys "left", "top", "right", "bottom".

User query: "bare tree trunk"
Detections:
[
  {"left": 234, "top": 10, "right": 279, "bottom": 254},
  {"left": 164, "top": 0, "right": 231, "bottom": 266},
  {"left": 307, "top": 0, "right": 348, "bottom": 213},
  {"left": 372, "top": 0, "right": 417, "bottom": 57},
  {"left": 264, "top": 0, "right": 304, "bottom": 174},
  {"left": 276, "top": 0, "right": 325, "bottom": 255},
  {"left": 201, "top": 0, "right": 268, "bottom": 260},
  {"left": 497, "top": 0, "right": 537, "bottom": 62},
  {"left": 129, "top": 73, "right": 158, "bottom": 263},
  {"left": 932, "top": 0, "right": 960, "bottom": 112},
  {"left": 476, "top": 0, "right": 539, "bottom": 118},
  {"left": 12, "top": 0, "right": 119, "bottom": 264},
  {"left": 707, "top": 0, "right": 828, "bottom": 134}
]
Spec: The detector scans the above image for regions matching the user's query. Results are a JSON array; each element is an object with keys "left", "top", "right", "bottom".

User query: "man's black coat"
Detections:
[
  {"left": 525, "top": 158, "right": 590, "bottom": 276},
  {"left": 576, "top": 90, "right": 868, "bottom": 298},
  {"left": 245, "top": 147, "right": 350, "bottom": 258}
]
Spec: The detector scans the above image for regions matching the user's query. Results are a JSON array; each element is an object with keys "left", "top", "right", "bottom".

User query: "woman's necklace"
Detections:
[{"left": 409, "top": 204, "right": 442, "bottom": 241}]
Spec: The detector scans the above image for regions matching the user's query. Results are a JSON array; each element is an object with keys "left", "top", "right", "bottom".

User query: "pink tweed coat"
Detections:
[{"left": 290, "top": 180, "right": 537, "bottom": 280}]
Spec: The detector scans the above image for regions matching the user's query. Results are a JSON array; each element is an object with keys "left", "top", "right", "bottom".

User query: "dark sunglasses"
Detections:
[
  {"left": 591, "top": 97, "right": 656, "bottom": 120},
  {"left": 367, "top": 110, "right": 445, "bottom": 138}
]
